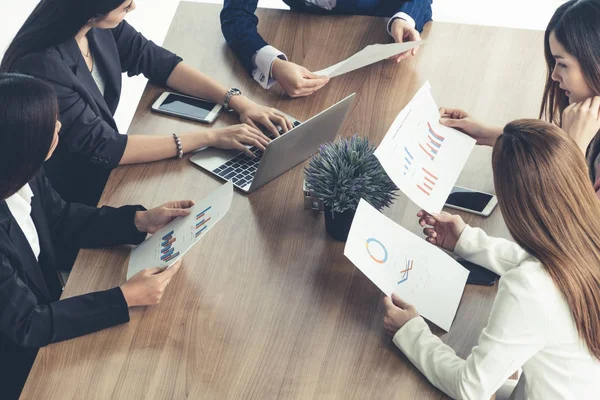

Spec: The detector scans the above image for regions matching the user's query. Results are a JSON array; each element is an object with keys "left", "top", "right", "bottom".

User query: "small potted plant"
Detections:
[{"left": 304, "top": 135, "right": 398, "bottom": 241}]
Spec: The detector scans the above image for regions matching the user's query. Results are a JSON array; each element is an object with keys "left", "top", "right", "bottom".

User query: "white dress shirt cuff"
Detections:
[
  {"left": 453, "top": 224, "right": 477, "bottom": 260},
  {"left": 252, "top": 45, "right": 288, "bottom": 90},
  {"left": 387, "top": 12, "right": 416, "bottom": 36},
  {"left": 392, "top": 316, "right": 430, "bottom": 351}
]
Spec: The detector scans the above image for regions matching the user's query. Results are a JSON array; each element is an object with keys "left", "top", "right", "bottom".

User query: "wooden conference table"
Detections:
[{"left": 22, "top": 2, "right": 546, "bottom": 399}]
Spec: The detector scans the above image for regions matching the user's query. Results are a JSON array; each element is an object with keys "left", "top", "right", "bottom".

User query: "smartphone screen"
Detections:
[
  {"left": 158, "top": 93, "right": 217, "bottom": 120},
  {"left": 445, "top": 186, "right": 493, "bottom": 212},
  {"left": 458, "top": 260, "right": 499, "bottom": 286}
]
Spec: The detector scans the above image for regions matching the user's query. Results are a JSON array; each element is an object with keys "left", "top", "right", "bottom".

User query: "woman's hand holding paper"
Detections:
[
  {"left": 383, "top": 293, "right": 419, "bottom": 334},
  {"left": 417, "top": 210, "right": 466, "bottom": 252}
]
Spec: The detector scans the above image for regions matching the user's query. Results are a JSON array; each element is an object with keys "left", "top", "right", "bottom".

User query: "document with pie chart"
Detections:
[
  {"left": 374, "top": 81, "right": 476, "bottom": 214},
  {"left": 127, "top": 181, "right": 233, "bottom": 279},
  {"left": 344, "top": 199, "right": 469, "bottom": 331}
]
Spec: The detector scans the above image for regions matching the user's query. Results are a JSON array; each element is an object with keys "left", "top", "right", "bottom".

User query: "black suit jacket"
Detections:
[
  {"left": 14, "top": 21, "right": 183, "bottom": 206},
  {"left": 0, "top": 171, "right": 147, "bottom": 400}
]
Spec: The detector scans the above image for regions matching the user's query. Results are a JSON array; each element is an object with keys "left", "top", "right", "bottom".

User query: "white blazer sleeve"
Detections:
[
  {"left": 392, "top": 266, "right": 545, "bottom": 400},
  {"left": 454, "top": 225, "right": 532, "bottom": 276}
]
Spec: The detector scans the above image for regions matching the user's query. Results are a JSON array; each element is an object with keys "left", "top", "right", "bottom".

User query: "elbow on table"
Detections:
[
  {"left": 10, "top": 307, "right": 53, "bottom": 349},
  {"left": 454, "top": 370, "right": 497, "bottom": 400}
]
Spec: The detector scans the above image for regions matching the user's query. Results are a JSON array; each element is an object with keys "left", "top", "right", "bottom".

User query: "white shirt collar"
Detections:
[
  {"left": 11, "top": 183, "right": 34, "bottom": 205},
  {"left": 5, "top": 183, "right": 40, "bottom": 260}
]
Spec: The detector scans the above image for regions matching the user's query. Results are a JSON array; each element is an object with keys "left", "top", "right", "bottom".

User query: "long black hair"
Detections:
[
  {"left": 539, "top": 0, "right": 600, "bottom": 125},
  {"left": 0, "top": 0, "right": 125, "bottom": 72},
  {"left": 0, "top": 73, "right": 58, "bottom": 200}
]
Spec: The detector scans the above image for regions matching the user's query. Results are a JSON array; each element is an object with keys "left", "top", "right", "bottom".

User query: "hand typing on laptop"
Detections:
[
  {"left": 211, "top": 122, "right": 300, "bottom": 188},
  {"left": 191, "top": 94, "right": 354, "bottom": 193},
  {"left": 206, "top": 123, "right": 271, "bottom": 158}
]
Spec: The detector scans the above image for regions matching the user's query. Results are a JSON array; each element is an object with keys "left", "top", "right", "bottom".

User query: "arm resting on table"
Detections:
[
  {"left": 35, "top": 172, "right": 147, "bottom": 249},
  {"left": 454, "top": 225, "right": 532, "bottom": 276},
  {"left": 0, "top": 253, "right": 129, "bottom": 348},
  {"left": 220, "top": 0, "right": 269, "bottom": 75}
]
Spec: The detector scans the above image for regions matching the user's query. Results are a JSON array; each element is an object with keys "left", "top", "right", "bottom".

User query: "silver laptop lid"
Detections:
[{"left": 249, "top": 93, "right": 355, "bottom": 192}]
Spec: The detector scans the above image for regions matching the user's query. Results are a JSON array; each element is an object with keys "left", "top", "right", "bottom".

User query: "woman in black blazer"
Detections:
[
  {"left": 1, "top": 0, "right": 293, "bottom": 206},
  {"left": 0, "top": 73, "right": 191, "bottom": 399}
]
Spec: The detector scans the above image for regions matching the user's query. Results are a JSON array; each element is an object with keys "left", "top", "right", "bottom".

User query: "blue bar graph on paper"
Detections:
[
  {"left": 196, "top": 206, "right": 212, "bottom": 220},
  {"left": 160, "top": 248, "right": 175, "bottom": 261},
  {"left": 195, "top": 225, "right": 208, "bottom": 238},
  {"left": 161, "top": 230, "right": 174, "bottom": 241},
  {"left": 403, "top": 146, "right": 415, "bottom": 176},
  {"left": 163, "top": 252, "right": 180, "bottom": 263}
]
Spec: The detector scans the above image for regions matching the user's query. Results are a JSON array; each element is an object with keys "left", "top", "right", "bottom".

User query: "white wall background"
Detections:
[{"left": 0, "top": 0, "right": 568, "bottom": 132}]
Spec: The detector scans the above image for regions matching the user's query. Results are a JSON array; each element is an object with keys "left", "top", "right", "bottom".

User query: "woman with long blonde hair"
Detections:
[{"left": 383, "top": 119, "right": 600, "bottom": 399}]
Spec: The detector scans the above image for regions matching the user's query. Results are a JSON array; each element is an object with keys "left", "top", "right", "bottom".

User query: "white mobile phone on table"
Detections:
[
  {"left": 444, "top": 185, "right": 498, "bottom": 217},
  {"left": 151, "top": 92, "right": 222, "bottom": 124}
]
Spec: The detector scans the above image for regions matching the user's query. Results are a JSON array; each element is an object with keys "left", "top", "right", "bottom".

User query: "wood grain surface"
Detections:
[{"left": 21, "top": 2, "right": 545, "bottom": 399}]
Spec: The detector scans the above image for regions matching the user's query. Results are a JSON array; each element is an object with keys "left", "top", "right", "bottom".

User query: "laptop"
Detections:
[{"left": 190, "top": 93, "right": 355, "bottom": 193}]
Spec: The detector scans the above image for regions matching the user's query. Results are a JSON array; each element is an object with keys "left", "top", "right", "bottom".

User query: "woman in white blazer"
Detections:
[{"left": 383, "top": 119, "right": 600, "bottom": 400}]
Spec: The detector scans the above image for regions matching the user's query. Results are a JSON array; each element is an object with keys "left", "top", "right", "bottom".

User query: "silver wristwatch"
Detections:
[{"left": 223, "top": 87, "right": 242, "bottom": 112}]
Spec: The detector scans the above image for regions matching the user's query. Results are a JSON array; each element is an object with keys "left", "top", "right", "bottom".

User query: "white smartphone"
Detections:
[
  {"left": 444, "top": 185, "right": 498, "bottom": 217},
  {"left": 151, "top": 92, "right": 222, "bottom": 124}
]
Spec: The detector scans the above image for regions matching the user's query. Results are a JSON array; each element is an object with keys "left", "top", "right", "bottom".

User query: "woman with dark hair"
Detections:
[
  {"left": 1, "top": 0, "right": 293, "bottom": 206},
  {"left": 438, "top": 0, "right": 600, "bottom": 195},
  {"left": 0, "top": 73, "right": 192, "bottom": 399},
  {"left": 383, "top": 119, "right": 600, "bottom": 399}
]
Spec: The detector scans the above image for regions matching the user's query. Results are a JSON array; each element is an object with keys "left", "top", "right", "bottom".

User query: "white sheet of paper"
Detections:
[
  {"left": 314, "top": 41, "right": 424, "bottom": 78},
  {"left": 127, "top": 182, "right": 233, "bottom": 279},
  {"left": 374, "top": 82, "right": 476, "bottom": 214},
  {"left": 344, "top": 200, "right": 469, "bottom": 331}
]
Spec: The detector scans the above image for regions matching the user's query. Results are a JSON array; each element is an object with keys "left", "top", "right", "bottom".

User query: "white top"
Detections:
[
  {"left": 251, "top": 10, "right": 415, "bottom": 89},
  {"left": 393, "top": 225, "right": 600, "bottom": 400},
  {"left": 90, "top": 56, "right": 106, "bottom": 97},
  {"left": 5, "top": 184, "right": 40, "bottom": 260}
]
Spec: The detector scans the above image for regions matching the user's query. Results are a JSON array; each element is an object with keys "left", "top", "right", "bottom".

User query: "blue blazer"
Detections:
[
  {"left": 14, "top": 21, "right": 182, "bottom": 206},
  {"left": 0, "top": 171, "right": 146, "bottom": 400},
  {"left": 221, "top": 0, "right": 433, "bottom": 75}
]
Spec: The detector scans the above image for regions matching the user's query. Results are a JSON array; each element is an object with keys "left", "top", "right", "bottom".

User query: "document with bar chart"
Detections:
[
  {"left": 344, "top": 200, "right": 468, "bottom": 331},
  {"left": 375, "top": 81, "right": 476, "bottom": 213},
  {"left": 127, "top": 181, "right": 234, "bottom": 279}
]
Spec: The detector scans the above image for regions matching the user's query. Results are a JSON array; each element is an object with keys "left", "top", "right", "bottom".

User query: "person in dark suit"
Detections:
[
  {"left": 1, "top": 0, "right": 293, "bottom": 207},
  {"left": 0, "top": 73, "right": 192, "bottom": 400},
  {"left": 221, "top": 0, "right": 433, "bottom": 98}
]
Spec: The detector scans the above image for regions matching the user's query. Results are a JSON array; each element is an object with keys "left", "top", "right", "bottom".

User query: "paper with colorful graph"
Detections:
[
  {"left": 344, "top": 200, "right": 468, "bottom": 331},
  {"left": 127, "top": 181, "right": 233, "bottom": 279},
  {"left": 375, "top": 81, "right": 476, "bottom": 213}
]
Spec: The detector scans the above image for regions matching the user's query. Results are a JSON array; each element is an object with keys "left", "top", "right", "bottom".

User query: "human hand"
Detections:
[
  {"left": 134, "top": 201, "right": 195, "bottom": 234},
  {"left": 383, "top": 293, "right": 419, "bottom": 335},
  {"left": 389, "top": 18, "right": 421, "bottom": 63},
  {"left": 438, "top": 107, "right": 502, "bottom": 147},
  {"left": 417, "top": 210, "right": 466, "bottom": 252},
  {"left": 229, "top": 95, "right": 293, "bottom": 138},
  {"left": 271, "top": 58, "right": 329, "bottom": 98},
  {"left": 561, "top": 96, "right": 600, "bottom": 154},
  {"left": 207, "top": 124, "right": 271, "bottom": 158},
  {"left": 120, "top": 260, "right": 183, "bottom": 307}
]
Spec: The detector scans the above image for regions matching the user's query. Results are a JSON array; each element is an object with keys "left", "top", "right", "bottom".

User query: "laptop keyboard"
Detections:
[{"left": 212, "top": 120, "right": 301, "bottom": 188}]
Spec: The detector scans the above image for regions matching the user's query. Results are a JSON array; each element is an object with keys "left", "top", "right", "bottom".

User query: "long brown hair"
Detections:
[
  {"left": 493, "top": 119, "right": 600, "bottom": 359},
  {"left": 539, "top": 0, "right": 600, "bottom": 125}
]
